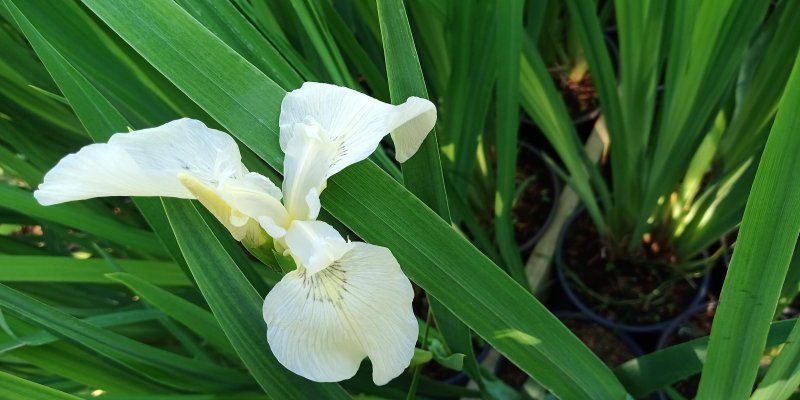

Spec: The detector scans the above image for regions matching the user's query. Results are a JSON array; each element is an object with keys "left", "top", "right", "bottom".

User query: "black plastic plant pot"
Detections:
[
  {"left": 555, "top": 207, "right": 712, "bottom": 333},
  {"left": 655, "top": 302, "right": 718, "bottom": 400},
  {"left": 517, "top": 142, "right": 561, "bottom": 254},
  {"left": 494, "top": 311, "right": 644, "bottom": 390},
  {"left": 656, "top": 301, "right": 718, "bottom": 350}
]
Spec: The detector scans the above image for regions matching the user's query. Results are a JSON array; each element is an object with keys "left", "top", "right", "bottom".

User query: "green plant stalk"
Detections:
[
  {"left": 613, "top": 0, "right": 666, "bottom": 232},
  {"left": 696, "top": 50, "right": 800, "bottom": 399},
  {"left": 494, "top": 0, "right": 527, "bottom": 287}
]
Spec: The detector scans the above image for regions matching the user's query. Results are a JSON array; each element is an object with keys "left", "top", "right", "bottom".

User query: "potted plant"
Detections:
[{"left": 520, "top": 1, "right": 800, "bottom": 331}]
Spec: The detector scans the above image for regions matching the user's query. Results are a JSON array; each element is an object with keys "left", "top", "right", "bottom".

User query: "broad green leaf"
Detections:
[
  {"left": 174, "top": 0, "right": 302, "bottom": 90},
  {"left": 0, "top": 256, "right": 189, "bottom": 285},
  {"left": 79, "top": 1, "right": 629, "bottom": 397},
  {"left": 696, "top": 50, "right": 800, "bottom": 399},
  {"left": 0, "top": 370, "right": 80, "bottom": 400}
]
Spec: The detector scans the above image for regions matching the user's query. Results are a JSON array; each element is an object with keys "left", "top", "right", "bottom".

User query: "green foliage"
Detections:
[{"left": 0, "top": 0, "right": 798, "bottom": 399}]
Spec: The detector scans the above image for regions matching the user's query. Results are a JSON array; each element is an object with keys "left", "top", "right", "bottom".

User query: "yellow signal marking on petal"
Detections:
[{"left": 178, "top": 173, "right": 265, "bottom": 246}]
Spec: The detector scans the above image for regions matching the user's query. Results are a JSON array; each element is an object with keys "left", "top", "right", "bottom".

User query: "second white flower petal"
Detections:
[{"left": 34, "top": 118, "right": 244, "bottom": 205}]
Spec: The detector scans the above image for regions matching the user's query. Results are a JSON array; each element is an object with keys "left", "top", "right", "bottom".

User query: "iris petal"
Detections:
[
  {"left": 263, "top": 242, "right": 417, "bottom": 385},
  {"left": 35, "top": 118, "right": 244, "bottom": 205}
]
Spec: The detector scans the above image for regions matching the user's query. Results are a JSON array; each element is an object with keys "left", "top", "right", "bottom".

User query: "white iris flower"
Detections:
[{"left": 34, "top": 82, "right": 436, "bottom": 385}]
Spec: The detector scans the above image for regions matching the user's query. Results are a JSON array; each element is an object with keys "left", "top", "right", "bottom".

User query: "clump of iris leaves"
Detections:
[{"left": 0, "top": 1, "right": 799, "bottom": 400}]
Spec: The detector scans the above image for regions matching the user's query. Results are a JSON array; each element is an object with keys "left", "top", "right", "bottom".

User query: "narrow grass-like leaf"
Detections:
[
  {"left": 614, "top": 319, "right": 797, "bottom": 398},
  {"left": 106, "top": 272, "right": 235, "bottom": 355},
  {"left": 564, "top": 0, "right": 630, "bottom": 225},
  {"left": 0, "top": 256, "right": 189, "bottom": 285},
  {"left": 0, "top": 283, "right": 252, "bottom": 391},
  {"left": 696, "top": 51, "right": 800, "bottom": 399},
  {"left": 751, "top": 318, "right": 800, "bottom": 400},
  {"left": 0, "top": 309, "right": 162, "bottom": 353},
  {"left": 317, "top": 0, "right": 389, "bottom": 101},
  {"left": 718, "top": 1, "right": 800, "bottom": 170},
  {"left": 493, "top": 0, "right": 527, "bottom": 286},
  {"left": 3, "top": 0, "right": 195, "bottom": 282},
  {"left": 79, "top": 1, "right": 629, "bottom": 397},
  {"left": 0, "top": 185, "right": 165, "bottom": 257},
  {"left": 377, "top": 0, "right": 449, "bottom": 217},
  {"left": 445, "top": 1, "right": 495, "bottom": 184},
  {"left": 633, "top": 0, "right": 772, "bottom": 242},
  {"left": 0, "top": 370, "right": 80, "bottom": 400},
  {"left": 0, "top": 316, "right": 159, "bottom": 393},
  {"left": 519, "top": 42, "right": 607, "bottom": 232}
]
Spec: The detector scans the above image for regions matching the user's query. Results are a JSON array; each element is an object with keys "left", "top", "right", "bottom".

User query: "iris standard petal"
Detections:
[
  {"left": 263, "top": 242, "right": 417, "bottom": 385},
  {"left": 34, "top": 118, "right": 244, "bottom": 205},
  {"left": 281, "top": 120, "right": 338, "bottom": 221},
  {"left": 279, "top": 82, "right": 436, "bottom": 174}
]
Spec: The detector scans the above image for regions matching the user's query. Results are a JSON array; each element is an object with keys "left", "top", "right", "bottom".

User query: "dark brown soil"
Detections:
[
  {"left": 497, "top": 319, "right": 636, "bottom": 389},
  {"left": 557, "top": 72, "right": 598, "bottom": 120},
  {"left": 659, "top": 303, "right": 717, "bottom": 398},
  {"left": 480, "top": 145, "right": 555, "bottom": 249},
  {"left": 563, "top": 212, "right": 703, "bottom": 326},
  {"left": 563, "top": 319, "right": 636, "bottom": 367},
  {"left": 513, "top": 148, "right": 554, "bottom": 248}
]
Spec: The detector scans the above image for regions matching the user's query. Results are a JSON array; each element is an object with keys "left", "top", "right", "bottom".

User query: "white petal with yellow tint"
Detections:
[
  {"left": 283, "top": 220, "right": 352, "bottom": 275},
  {"left": 263, "top": 242, "right": 417, "bottom": 385},
  {"left": 279, "top": 82, "right": 436, "bottom": 173},
  {"left": 178, "top": 173, "right": 263, "bottom": 245},
  {"left": 219, "top": 172, "right": 289, "bottom": 238},
  {"left": 34, "top": 118, "right": 243, "bottom": 205}
]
